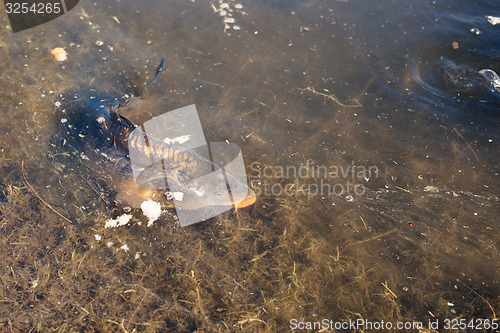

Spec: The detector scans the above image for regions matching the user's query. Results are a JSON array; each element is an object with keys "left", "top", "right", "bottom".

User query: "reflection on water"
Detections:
[{"left": 0, "top": 0, "right": 498, "bottom": 331}]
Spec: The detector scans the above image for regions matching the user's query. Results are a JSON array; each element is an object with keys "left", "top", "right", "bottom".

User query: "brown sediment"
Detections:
[{"left": 0, "top": 152, "right": 499, "bottom": 332}]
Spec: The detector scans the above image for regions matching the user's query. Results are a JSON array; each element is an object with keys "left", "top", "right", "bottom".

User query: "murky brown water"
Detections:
[{"left": 0, "top": 0, "right": 498, "bottom": 331}]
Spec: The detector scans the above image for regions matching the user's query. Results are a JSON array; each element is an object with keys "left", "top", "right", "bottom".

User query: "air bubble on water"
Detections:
[
  {"left": 479, "top": 69, "right": 500, "bottom": 92},
  {"left": 469, "top": 27, "right": 481, "bottom": 35}
]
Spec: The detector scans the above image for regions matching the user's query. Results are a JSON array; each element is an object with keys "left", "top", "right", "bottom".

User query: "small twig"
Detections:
[
  {"left": 299, "top": 86, "right": 362, "bottom": 108},
  {"left": 395, "top": 185, "right": 413, "bottom": 194},
  {"left": 120, "top": 319, "right": 129, "bottom": 333},
  {"left": 80, "top": 175, "right": 109, "bottom": 204},
  {"left": 453, "top": 127, "right": 480, "bottom": 163},
  {"left": 21, "top": 161, "right": 73, "bottom": 224},
  {"left": 483, "top": 239, "right": 499, "bottom": 252},
  {"left": 382, "top": 281, "right": 398, "bottom": 298},
  {"left": 358, "top": 228, "right": 397, "bottom": 244},
  {"left": 360, "top": 216, "right": 368, "bottom": 229},
  {"left": 457, "top": 279, "right": 496, "bottom": 319},
  {"left": 126, "top": 291, "right": 147, "bottom": 332}
]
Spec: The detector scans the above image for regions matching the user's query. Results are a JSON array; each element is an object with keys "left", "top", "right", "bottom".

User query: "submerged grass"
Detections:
[{"left": 0, "top": 158, "right": 498, "bottom": 332}]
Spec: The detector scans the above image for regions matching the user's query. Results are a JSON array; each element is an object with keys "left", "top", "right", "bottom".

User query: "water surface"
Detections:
[{"left": 0, "top": 0, "right": 498, "bottom": 331}]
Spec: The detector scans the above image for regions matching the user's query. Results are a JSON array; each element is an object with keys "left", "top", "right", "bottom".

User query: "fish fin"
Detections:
[
  {"left": 118, "top": 114, "right": 136, "bottom": 127},
  {"left": 108, "top": 101, "right": 136, "bottom": 127},
  {"left": 108, "top": 102, "right": 120, "bottom": 120},
  {"left": 142, "top": 58, "right": 165, "bottom": 97},
  {"left": 115, "top": 180, "right": 175, "bottom": 209}
]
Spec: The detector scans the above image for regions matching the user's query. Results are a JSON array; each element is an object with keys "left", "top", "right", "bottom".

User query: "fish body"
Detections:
[{"left": 59, "top": 61, "right": 255, "bottom": 211}]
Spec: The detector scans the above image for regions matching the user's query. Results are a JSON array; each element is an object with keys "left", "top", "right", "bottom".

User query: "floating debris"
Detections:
[
  {"left": 423, "top": 185, "right": 439, "bottom": 193},
  {"left": 486, "top": 15, "right": 500, "bottom": 25},
  {"left": 141, "top": 199, "right": 162, "bottom": 227},
  {"left": 214, "top": 1, "right": 245, "bottom": 32},
  {"left": 166, "top": 191, "right": 184, "bottom": 201},
  {"left": 163, "top": 135, "right": 191, "bottom": 145},
  {"left": 105, "top": 214, "right": 133, "bottom": 228},
  {"left": 51, "top": 47, "right": 67, "bottom": 62}
]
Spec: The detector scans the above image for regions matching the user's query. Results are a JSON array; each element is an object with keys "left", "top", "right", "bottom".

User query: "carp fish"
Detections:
[{"left": 58, "top": 59, "right": 256, "bottom": 213}]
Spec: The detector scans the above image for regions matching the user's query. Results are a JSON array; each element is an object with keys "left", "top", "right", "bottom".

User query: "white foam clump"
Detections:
[
  {"left": 163, "top": 135, "right": 191, "bottom": 145},
  {"left": 141, "top": 199, "right": 162, "bottom": 227},
  {"left": 173, "top": 192, "right": 184, "bottom": 201},
  {"left": 105, "top": 214, "right": 132, "bottom": 228},
  {"left": 486, "top": 16, "right": 500, "bottom": 25}
]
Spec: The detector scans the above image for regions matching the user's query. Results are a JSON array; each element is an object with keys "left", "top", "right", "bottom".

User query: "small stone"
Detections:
[
  {"left": 423, "top": 185, "right": 439, "bottom": 193},
  {"left": 51, "top": 47, "right": 67, "bottom": 62}
]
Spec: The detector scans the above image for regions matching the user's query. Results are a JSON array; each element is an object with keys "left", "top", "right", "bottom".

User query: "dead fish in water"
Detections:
[{"left": 58, "top": 59, "right": 256, "bottom": 211}]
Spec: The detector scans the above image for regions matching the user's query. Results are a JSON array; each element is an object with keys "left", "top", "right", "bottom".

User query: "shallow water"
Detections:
[{"left": 0, "top": 0, "right": 498, "bottom": 331}]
